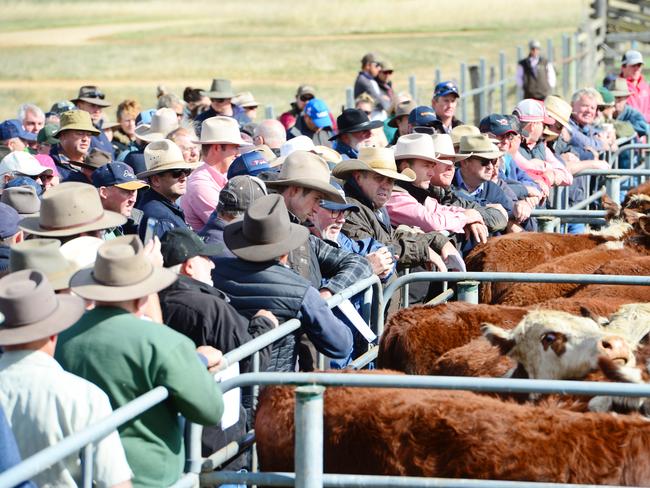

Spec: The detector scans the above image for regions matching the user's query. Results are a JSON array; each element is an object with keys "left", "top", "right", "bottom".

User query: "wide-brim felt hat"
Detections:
[
  {"left": 19, "top": 182, "right": 126, "bottom": 237},
  {"left": 394, "top": 133, "right": 444, "bottom": 164},
  {"left": 388, "top": 100, "right": 416, "bottom": 128},
  {"left": 610, "top": 77, "right": 632, "bottom": 97},
  {"left": 134, "top": 108, "right": 180, "bottom": 142},
  {"left": 53, "top": 110, "right": 100, "bottom": 136},
  {"left": 204, "top": 78, "right": 236, "bottom": 99},
  {"left": 223, "top": 194, "right": 309, "bottom": 262},
  {"left": 193, "top": 115, "right": 251, "bottom": 146},
  {"left": 266, "top": 150, "right": 345, "bottom": 203},
  {"left": 328, "top": 109, "right": 384, "bottom": 141},
  {"left": 0, "top": 269, "right": 85, "bottom": 346},
  {"left": 71, "top": 85, "right": 111, "bottom": 108},
  {"left": 457, "top": 134, "right": 504, "bottom": 159},
  {"left": 9, "top": 239, "right": 79, "bottom": 291},
  {"left": 431, "top": 133, "right": 470, "bottom": 163},
  {"left": 70, "top": 235, "right": 177, "bottom": 301},
  {"left": 544, "top": 95, "right": 572, "bottom": 130},
  {"left": 137, "top": 139, "right": 199, "bottom": 179},
  {"left": 331, "top": 146, "right": 415, "bottom": 182}
]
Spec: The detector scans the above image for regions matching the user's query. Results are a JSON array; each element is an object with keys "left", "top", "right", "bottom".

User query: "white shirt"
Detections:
[{"left": 0, "top": 350, "right": 132, "bottom": 488}]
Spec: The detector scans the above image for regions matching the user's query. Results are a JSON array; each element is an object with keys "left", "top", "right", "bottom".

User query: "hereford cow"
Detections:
[
  {"left": 255, "top": 374, "right": 650, "bottom": 485},
  {"left": 378, "top": 299, "right": 627, "bottom": 374}
]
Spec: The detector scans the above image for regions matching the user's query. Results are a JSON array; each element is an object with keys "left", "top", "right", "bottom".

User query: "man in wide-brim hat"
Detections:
[
  {"left": 332, "top": 146, "right": 450, "bottom": 275},
  {"left": 135, "top": 139, "right": 198, "bottom": 241},
  {"left": 55, "top": 235, "right": 225, "bottom": 487},
  {"left": 194, "top": 78, "right": 248, "bottom": 128},
  {"left": 70, "top": 85, "right": 115, "bottom": 159},
  {"left": 213, "top": 194, "right": 353, "bottom": 372},
  {"left": 49, "top": 110, "right": 100, "bottom": 181},
  {"left": 0, "top": 269, "right": 132, "bottom": 487},
  {"left": 329, "top": 108, "right": 383, "bottom": 159}
]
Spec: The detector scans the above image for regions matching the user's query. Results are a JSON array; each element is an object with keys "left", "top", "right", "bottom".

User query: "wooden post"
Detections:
[{"left": 469, "top": 64, "right": 480, "bottom": 125}]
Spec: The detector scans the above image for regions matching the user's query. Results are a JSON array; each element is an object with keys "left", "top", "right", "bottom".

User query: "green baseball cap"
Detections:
[{"left": 37, "top": 124, "right": 60, "bottom": 145}]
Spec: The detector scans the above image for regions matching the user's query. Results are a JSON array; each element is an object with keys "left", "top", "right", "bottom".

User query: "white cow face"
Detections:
[{"left": 482, "top": 310, "right": 632, "bottom": 380}]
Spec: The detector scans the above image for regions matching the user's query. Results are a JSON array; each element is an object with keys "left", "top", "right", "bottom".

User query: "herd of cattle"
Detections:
[{"left": 255, "top": 183, "right": 650, "bottom": 485}]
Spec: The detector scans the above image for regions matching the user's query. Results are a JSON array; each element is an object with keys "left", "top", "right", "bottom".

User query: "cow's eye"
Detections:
[{"left": 541, "top": 332, "right": 557, "bottom": 345}]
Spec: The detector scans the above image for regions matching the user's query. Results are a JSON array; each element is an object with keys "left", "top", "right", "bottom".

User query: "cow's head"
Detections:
[
  {"left": 603, "top": 303, "right": 650, "bottom": 347},
  {"left": 481, "top": 310, "right": 633, "bottom": 380}
]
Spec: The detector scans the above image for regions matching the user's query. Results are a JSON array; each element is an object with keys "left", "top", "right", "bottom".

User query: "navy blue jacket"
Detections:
[{"left": 135, "top": 189, "right": 189, "bottom": 241}]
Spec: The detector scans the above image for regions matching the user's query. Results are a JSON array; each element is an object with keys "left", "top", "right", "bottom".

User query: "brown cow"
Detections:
[
  {"left": 569, "top": 255, "right": 650, "bottom": 303},
  {"left": 255, "top": 374, "right": 650, "bottom": 484},
  {"left": 378, "top": 299, "right": 627, "bottom": 374}
]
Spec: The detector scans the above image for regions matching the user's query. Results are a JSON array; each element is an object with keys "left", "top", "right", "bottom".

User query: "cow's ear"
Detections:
[
  {"left": 601, "top": 193, "right": 621, "bottom": 220},
  {"left": 623, "top": 208, "right": 642, "bottom": 225},
  {"left": 481, "top": 323, "right": 516, "bottom": 355},
  {"left": 639, "top": 215, "right": 650, "bottom": 236}
]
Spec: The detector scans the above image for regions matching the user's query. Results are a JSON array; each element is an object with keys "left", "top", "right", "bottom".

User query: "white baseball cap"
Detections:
[
  {"left": 622, "top": 49, "right": 644, "bottom": 66},
  {"left": 0, "top": 151, "right": 53, "bottom": 177}
]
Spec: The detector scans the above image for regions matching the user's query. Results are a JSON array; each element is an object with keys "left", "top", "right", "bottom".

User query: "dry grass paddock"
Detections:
[{"left": 0, "top": 0, "right": 587, "bottom": 120}]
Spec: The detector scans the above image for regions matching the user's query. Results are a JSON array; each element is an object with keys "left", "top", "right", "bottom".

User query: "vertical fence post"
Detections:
[
  {"left": 537, "top": 216, "right": 559, "bottom": 233},
  {"left": 606, "top": 176, "right": 621, "bottom": 203},
  {"left": 469, "top": 64, "right": 480, "bottom": 125},
  {"left": 434, "top": 68, "right": 441, "bottom": 87},
  {"left": 562, "top": 34, "right": 570, "bottom": 99},
  {"left": 460, "top": 62, "right": 467, "bottom": 122},
  {"left": 81, "top": 444, "right": 93, "bottom": 488},
  {"left": 573, "top": 32, "right": 580, "bottom": 91},
  {"left": 499, "top": 51, "right": 506, "bottom": 113},
  {"left": 515, "top": 45, "right": 524, "bottom": 101},
  {"left": 547, "top": 38, "right": 554, "bottom": 63},
  {"left": 295, "top": 385, "right": 324, "bottom": 488},
  {"left": 184, "top": 422, "right": 203, "bottom": 474},
  {"left": 457, "top": 281, "right": 479, "bottom": 304},
  {"left": 409, "top": 75, "right": 418, "bottom": 104},
  {"left": 345, "top": 87, "right": 354, "bottom": 109},
  {"left": 264, "top": 106, "right": 275, "bottom": 120},
  {"left": 479, "top": 58, "right": 487, "bottom": 121}
]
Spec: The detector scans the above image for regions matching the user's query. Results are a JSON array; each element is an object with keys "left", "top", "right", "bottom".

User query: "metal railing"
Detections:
[{"left": 204, "top": 371, "right": 650, "bottom": 487}]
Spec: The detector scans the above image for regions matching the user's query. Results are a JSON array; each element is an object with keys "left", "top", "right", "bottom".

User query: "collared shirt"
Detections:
[
  {"left": 0, "top": 350, "right": 131, "bottom": 488},
  {"left": 567, "top": 116, "right": 604, "bottom": 160},
  {"left": 453, "top": 169, "right": 484, "bottom": 197},
  {"left": 182, "top": 162, "right": 228, "bottom": 231}
]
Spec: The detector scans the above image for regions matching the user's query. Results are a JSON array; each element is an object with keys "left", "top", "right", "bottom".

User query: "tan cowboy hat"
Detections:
[
  {"left": 431, "top": 133, "right": 470, "bottom": 163},
  {"left": 53, "top": 110, "right": 100, "bottom": 136},
  {"left": 70, "top": 235, "right": 177, "bottom": 301},
  {"left": 134, "top": 108, "right": 180, "bottom": 142},
  {"left": 315, "top": 145, "right": 342, "bottom": 165},
  {"left": 77, "top": 148, "right": 111, "bottom": 171},
  {"left": 0, "top": 269, "right": 85, "bottom": 346},
  {"left": 388, "top": 99, "right": 416, "bottom": 127},
  {"left": 19, "top": 182, "right": 126, "bottom": 238},
  {"left": 204, "top": 78, "right": 235, "bottom": 99},
  {"left": 9, "top": 239, "right": 79, "bottom": 290},
  {"left": 394, "top": 133, "right": 443, "bottom": 164},
  {"left": 458, "top": 134, "right": 503, "bottom": 159},
  {"left": 610, "top": 77, "right": 632, "bottom": 97},
  {"left": 71, "top": 85, "right": 111, "bottom": 108},
  {"left": 136, "top": 139, "right": 199, "bottom": 179},
  {"left": 544, "top": 95, "right": 572, "bottom": 130},
  {"left": 233, "top": 91, "right": 258, "bottom": 108},
  {"left": 266, "top": 150, "right": 345, "bottom": 203},
  {"left": 223, "top": 194, "right": 309, "bottom": 262},
  {"left": 451, "top": 124, "right": 480, "bottom": 147},
  {"left": 193, "top": 116, "right": 251, "bottom": 146},
  {"left": 331, "top": 146, "right": 415, "bottom": 182},
  {"left": 0, "top": 186, "right": 40, "bottom": 217}
]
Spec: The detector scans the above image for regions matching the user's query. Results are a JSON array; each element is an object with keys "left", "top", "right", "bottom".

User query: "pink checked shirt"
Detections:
[{"left": 181, "top": 162, "right": 228, "bottom": 231}]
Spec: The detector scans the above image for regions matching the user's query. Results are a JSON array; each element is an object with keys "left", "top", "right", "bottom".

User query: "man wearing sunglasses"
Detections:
[
  {"left": 71, "top": 85, "right": 115, "bottom": 159},
  {"left": 278, "top": 85, "right": 317, "bottom": 131},
  {"left": 136, "top": 140, "right": 197, "bottom": 241}
]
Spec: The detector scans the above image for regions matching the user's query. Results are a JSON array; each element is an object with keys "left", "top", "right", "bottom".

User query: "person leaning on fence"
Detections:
[
  {"left": 55, "top": 235, "right": 224, "bottom": 487},
  {"left": 212, "top": 194, "right": 354, "bottom": 371},
  {"left": 516, "top": 40, "right": 557, "bottom": 100},
  {"left": 619, "top": 49, "right": 650, "bottom": 123},
  {"left": 431, "top": 81, "right": 463, "bottom": 134},
  {"left": 0, "top": 269, "right": 133, "bottom": 488},
  {"left": 610, "top": 78, "right": 650, "bottom": 141}
]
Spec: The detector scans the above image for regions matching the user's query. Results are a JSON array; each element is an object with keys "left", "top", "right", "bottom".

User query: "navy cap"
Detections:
[
  {"left": 5, "top": 176, "right": 43, "bottom": 197},
  {"left": 92, "top": 162, "right": 149, "bottom": 190},
  {"left": 319, "top": 180, "right": 359, "bottom": 213},
  {"left": 408, "top": 106, "right": 439, "bottom": 127},
  {"left": 304, "top": 98, "right": 332, "bottom": 128},
  {"left": 0, "top": 202, "right": 20, "bottom": 239},
  {"left": 0, "top": 119, "right": 37, "bottom": 142},
  {"left": 434, "top": 81, "right": 460, "bottom": 98},
  {"left": 227, "top": 151, "right": 272, "bottom": 179},
  {"left": 479, "top": 114, "right": 519, "bottom": 137}
]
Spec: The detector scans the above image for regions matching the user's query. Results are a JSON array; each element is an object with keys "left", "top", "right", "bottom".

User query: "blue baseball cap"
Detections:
[
  {"left": 92, "top": 162, "right": 149, "bottom": 190},
  {"left": 0, "top": 120, "right": 37, "bottom": 142},
  {"left": 227, "top": 151, "right": 273, "bottom": 179},
  {"left": 408, "top": 106, "right": 439, "bottom": 127},
  {"left": 5, "top": 176, "right": 43, "bottom": 197},
  {"left": 0, "top": 202, "right": 20, "bottom": 239},
  {"left": 434, "top": 81, "right": 460, "bottom": 98},
  {"left": 479, "top": 114, "right": 518, "bottom": 137},
  {"left": 319, "top": 180, "right": 359, "bottom": 213},
  {"left": 304, "top": 98, "right": 332, "bottom": 129}
]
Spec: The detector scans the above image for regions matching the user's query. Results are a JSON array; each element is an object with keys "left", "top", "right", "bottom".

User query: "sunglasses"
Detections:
[
  {"left": 300, "top": 95, "right": 314, "bottom": 102},
  {"left": 382, "top": 70, "right": 394, "bottom": 75},
  {"left": 84, "top": 90, "right": 105, "bottom": 100},
  {"left": 325, "top": 208, "right": 351, "bottom": 219},
  {"left": 166, "top": 168, "right": 192, "bottom": 178},
  {"left": 478, "top": 158, "right": 498, "bottom": 167},
  {"left": 211, "top": 98, "right": 230, "bottom": 103}
]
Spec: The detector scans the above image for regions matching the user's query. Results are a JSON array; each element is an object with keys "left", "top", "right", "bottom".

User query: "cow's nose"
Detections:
[{"left": 598, "top": 335, "right": 630, "bottom": 363}]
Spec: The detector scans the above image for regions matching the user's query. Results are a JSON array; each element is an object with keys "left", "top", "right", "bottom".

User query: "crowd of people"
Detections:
[{"left": 0, "top": 45, "right": 649, "bottom": 487}]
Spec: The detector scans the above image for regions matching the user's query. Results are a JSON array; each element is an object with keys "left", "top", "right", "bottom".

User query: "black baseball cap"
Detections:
[
  {"left": 91, "top": 162, "right": 149, "bottom": 190},
  {"left": 160, "top": 228, "right": 224, "bottom": 267}
]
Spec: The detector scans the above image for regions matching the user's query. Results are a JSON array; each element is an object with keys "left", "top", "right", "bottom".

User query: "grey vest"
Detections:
[{"left": 519, "top": 57, "right": 551, "bottom": 100}]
